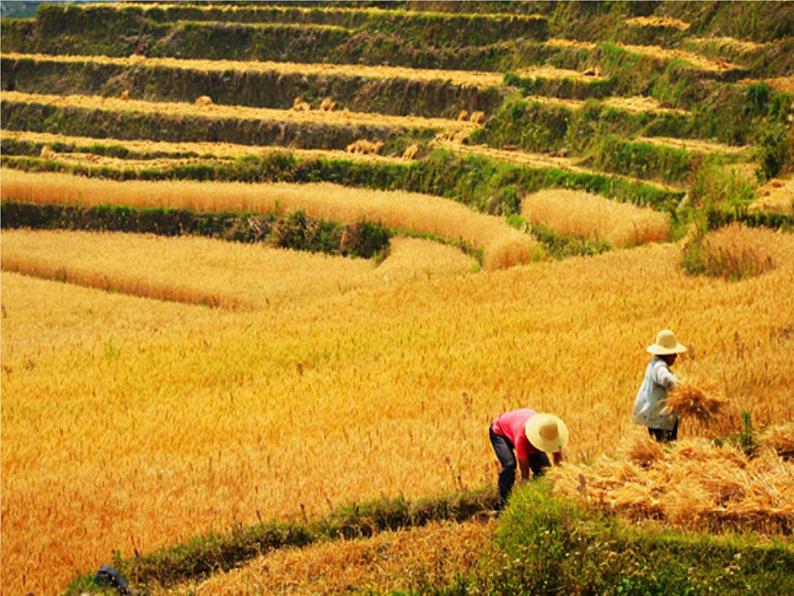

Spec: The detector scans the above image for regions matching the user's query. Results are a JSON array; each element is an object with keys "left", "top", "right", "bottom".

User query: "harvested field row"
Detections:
[
  {"left": 545, "top": 38, "right": 743, "bottom": 76},
  {"left": 0, "top": 169, "right": 536, "bottom": 270},
  {"left": 0, "top": 91, "right": 473, "bottom": 134},
  {"left": 520, "top": 93, "right": 689, "bottom": 116},
  {"left": 62, "top": 2, "right": 549, "bottom": 43},
  {"left": 0, "top": 230, "right": 476, "bottom": 310},
  {"left": 623, "top": 16, "right": 690, "bottom": 31},
  {"left": 0, "top": 53, "right": 503, "bottom": 119},
  {"left": 0, "top": 96, "right": 422, "bottom": 152},
  {"left": 165, "top": 518, "right": 496, "bottom": 595},
  {"left": 636, "top": 135, "right": 750, "bottom": 155},
  {"left": 550, "top": 431, "right": 794, "bottom": 535},
  {"left": 521, "top": 189, "right": 671, "bottom": 248},
  {"left": 0, "top": 130, "right": 406, "bottom": 164},
  {"left": 1, "top": 52, "right": 505, "bottom": 89},
  {"left": 616, "top": 42, "right": 743, "bottom": 74}
]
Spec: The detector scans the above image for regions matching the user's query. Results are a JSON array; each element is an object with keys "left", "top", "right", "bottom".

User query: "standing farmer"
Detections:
[
  {"left": 489, "top": 409, "right": 568, "bottom": 504},
  {"left": 633, "top": 329, "right": 687, "bottom": 442}
]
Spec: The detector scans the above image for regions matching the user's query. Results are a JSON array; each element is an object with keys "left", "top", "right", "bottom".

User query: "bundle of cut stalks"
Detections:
[
  {"left": 549, "top": 430, "right": 794, "bottom": 534},
  {"left": 663, "top": 382, "right": 727, "bottom": 422},
  {"left": 759, "top": 422, "right": 794, "bottom": 460}
]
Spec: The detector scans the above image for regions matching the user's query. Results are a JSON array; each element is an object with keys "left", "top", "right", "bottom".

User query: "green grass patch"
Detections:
[{"left": 448, "top": 481, "right": 794, "bottom": 594}]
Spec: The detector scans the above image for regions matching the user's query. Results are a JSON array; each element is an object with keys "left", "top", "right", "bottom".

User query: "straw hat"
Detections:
[
  {"left": 647, "top": 329, "right": 687, "bottom": 355},
  {"left": 525, "top": 413, "right": 569, "bottom": 454}
]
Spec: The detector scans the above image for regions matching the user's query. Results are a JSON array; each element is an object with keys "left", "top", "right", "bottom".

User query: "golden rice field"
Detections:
[
  {"left": 1, "top": 169, "right": 536, "bottom": 270},
  {"left": 1, "top": 52, "right": 505, "bottom": 89},
  {"left": 1, "top": 91, "right": 475, "bottom": 133},
  {"left": 165, "top": 519, "right": 496, "bottom": 594},
  {"left": 0, "top": 230, "right": 477, "bottom": 309},
  {"left": 521, "top": 188, "right": 671, "bottom": 247},
  {"left": 3, "top": 231, "right": 794, "bottom": 593},
  {"left": 0, "top": 130, "right": 407, "bottom": 164},
  {"left": 698, "top": 223, "right": 793, "bottom": 279}
]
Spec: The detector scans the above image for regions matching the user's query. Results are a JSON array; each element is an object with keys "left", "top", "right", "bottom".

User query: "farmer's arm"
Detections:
[
  {"left": 553, "top": 451, "right": 563, "bottom": 466},
  {"left": 653, "top": 363, "right": 678, "bottom": 389},
  {"left": 518, "top": 458, "right": 530, "bottom": 481}
]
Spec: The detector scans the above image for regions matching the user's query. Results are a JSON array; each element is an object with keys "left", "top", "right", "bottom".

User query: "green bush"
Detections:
[
  {"left": 449, "top": 481, "right": 794, "bottom": 594},
  {"left": 0, "top": 202, "right": 390, "bottom": 259},
  {"left": 755, "top": 123, "right": 791, "bottom": 181}
]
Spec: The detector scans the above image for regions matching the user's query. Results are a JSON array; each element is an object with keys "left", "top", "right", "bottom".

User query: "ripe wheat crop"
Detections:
[
  {"left": 521, "top": 189, "right": 671, "bottom": 247},
  {"left": 697, "top": 223, "right": 792, "bottom": 279},
  {"left": 169, "top": 519, "right": 495, "bottom": 594},
  {"left": 1, "top": 231, "right": 477, "bottom": 310},
  {"left": 0, "top": 230, "right": 382, "bottom": 310},
  {"left": 1, "top": 169, "right": 537, "bottom": 269},
  {"left": 2, "top": 52, "right": 505, "bottom": 89},
  {"left": 2, "top": 91, "right": 474, "bottom": 134},
  {"left": 3, "top": 238, "right": 794, "bottom": 593}
]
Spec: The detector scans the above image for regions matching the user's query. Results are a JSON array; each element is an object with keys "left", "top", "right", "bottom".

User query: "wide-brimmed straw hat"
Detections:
[
  {"left": 647, "top": 329, "right": 687, "bottom": 356},
  {"left": 525, "top": 413, "right": 569, "bottom": 454}
]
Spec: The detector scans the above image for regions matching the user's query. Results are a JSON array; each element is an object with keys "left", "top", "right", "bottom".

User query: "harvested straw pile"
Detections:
[
  {"left": 663, "top": 382, "right": 727, "bottom": 423},
  {"left": 549, "top": 431, "right": 794, "bottom": 534},
  {"left": 759, "top": 422, "right": 794, "bottom": 460},
  {"left": 292, "top": 97, "right": 311, "bottom": 112},
  {"left": 319, "top": 97, "right": 337, "bottom": 112},
  {"left": 469, "top": 111, "right": 486, "bottom": 125},
  {"left": 402, "top": 144, "right": 420, "bottom": 160},
  {"left": 346, "top": 139, "right": 384, "bottom": 155}
]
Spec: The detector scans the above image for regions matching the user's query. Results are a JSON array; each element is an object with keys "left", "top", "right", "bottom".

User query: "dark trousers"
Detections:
[
  {"left": 648, "top": 418, "right": 679, "bottom": 442},
  {"left": 489, "top": 426, "right": 551, "bottom": 503}
]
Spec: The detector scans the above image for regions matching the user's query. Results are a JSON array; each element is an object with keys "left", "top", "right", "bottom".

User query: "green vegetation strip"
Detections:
[
  {"left": 65, "top": 487, "right": 499, "bottom": 593},
  {"left": 447, "top": 481, "right": 794, "bottom": 594},
  {"left": 0, "top": 202, "right": 391, "bottom": 259},
  {"left": 0, "top": 147, "right": 684, "bottom": 217}
]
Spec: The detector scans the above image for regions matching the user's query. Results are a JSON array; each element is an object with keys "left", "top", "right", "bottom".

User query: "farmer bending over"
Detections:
[
  {"left": 489, "top": 409, "right": 568, "bottom": 504},
  {"left": 632, "top": 328, "right": 687, "bottom": 442}
]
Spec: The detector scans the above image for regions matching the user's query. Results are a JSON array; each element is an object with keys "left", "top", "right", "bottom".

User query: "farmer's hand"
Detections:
[{"left": 553, "top": 451, "right": 563, "bottom": 466}]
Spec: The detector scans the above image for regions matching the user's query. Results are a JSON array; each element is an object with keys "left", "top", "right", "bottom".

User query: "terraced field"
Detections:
[{"left": 1, "top": 1, "right": 793, "bottom": 594}]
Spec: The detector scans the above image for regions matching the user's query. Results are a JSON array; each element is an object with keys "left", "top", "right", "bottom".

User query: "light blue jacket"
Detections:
[{"left": 632, "top": 357, "right": 679, "bottom": 431}]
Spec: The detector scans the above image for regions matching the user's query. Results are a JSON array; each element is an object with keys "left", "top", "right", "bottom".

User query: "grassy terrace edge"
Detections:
[
  {"left": 0, "top": 145, "right": 684, "bottom": 216},
  {"left": 65, "top": 481, "right": 794, "bottom": 594},
  {"left": 0, "top": 201, "right": 391, "bottom": 261},
  {"left": 65, "top": 487, "right": 500, "bottom": 593},
  {"left": 0, "top": 55, "right": 506, "bottom": 119},
  {"left": 452, "top": 481, "right": 794, "bottom": 594}
]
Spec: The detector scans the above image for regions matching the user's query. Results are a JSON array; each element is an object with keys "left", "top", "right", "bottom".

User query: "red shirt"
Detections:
[{"left": 492, "top": 409, "right": 539, "bottom": 462}]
